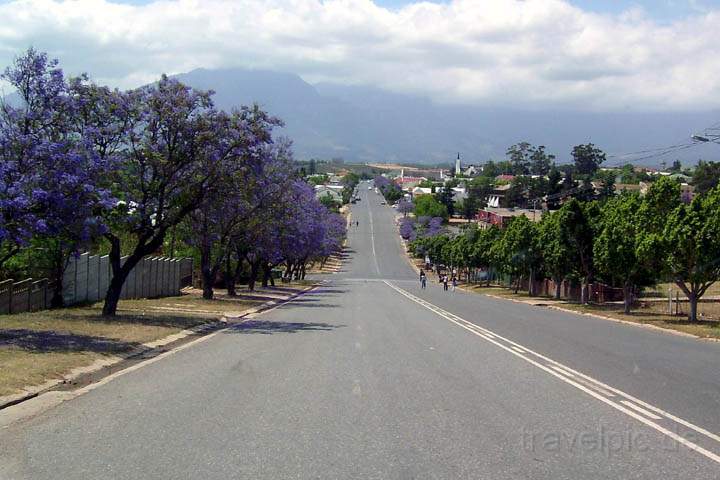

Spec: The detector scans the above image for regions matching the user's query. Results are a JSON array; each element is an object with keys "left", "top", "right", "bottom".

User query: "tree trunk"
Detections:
[
  {"left": 580, "top": 279, "right": 588, "bottom": 304},
  {"left": 284, "top": 262, "right": 293, "bottom": 280},
  {"left": 528, "top": 268, "right": 535, "bottom": 296},
  {"left": 248, "top": 261, "right": 260, "bottom": 291},
  {"left": 262, "top": 264, "right": 271, "bottom": 287},
  {"left": 201, "top": 268, "right": 215, "bottom": 299},
  {"left": 688, "top": 292, "right": 698, "bottom": 322},
  {"left": 102, "top": 235, "right": 150, "bottom": 316},
  {"left": 103, "top": 253, "right": 142, "bottom": 315},
  {"left": 102, "top": 272, "right": 128, "bottom": 316},
  {"left": 554, "top": 278, "right": 562, "bottom": 300},
  {"left": 224, "top": 256, "right": 236, "bottom": 297},
  {"left": 50, "top": 247, "right": 67, "bottom": 308},
  {"left": 51, "top": 280, "right": 64, "bottom": 308},
  {"left": 623, "top": 282, "right": 633, "bottom": 314}
]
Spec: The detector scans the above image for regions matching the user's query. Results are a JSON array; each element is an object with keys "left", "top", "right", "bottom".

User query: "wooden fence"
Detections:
[
  {"left": 0, "top": 255, "right": 193, "bottom": 315},
  {"left": 0, "top": 278, "right": 51, "bottom": 314}
]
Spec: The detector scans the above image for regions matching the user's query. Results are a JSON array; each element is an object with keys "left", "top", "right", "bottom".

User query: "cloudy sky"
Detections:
[{"left": 0, "top": 0, "right": 719, "bottom": 111}]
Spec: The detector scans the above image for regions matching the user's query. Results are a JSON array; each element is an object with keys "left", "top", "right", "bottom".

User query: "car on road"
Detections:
[
  {"left": 368, "top": 186, "right": 372, "bottom": 190},
  {"left": 380, "top": 201, "right": 386, "bottom": 205}
]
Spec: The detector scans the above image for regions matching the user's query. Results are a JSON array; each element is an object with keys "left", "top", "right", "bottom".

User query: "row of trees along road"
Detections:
[
  {"left": 0, "top": 49, "right": 345, "bottom": 315},
  {"left": 409, "top": 177, "right": 720, "bottom": 322}
]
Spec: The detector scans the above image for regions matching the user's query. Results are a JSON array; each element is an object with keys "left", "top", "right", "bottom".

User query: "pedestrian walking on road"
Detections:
[
  {"left": 443, "top": 275, "right": 449, "bottom": 291},
  {"left": 451, "top": 275, "right": 457, "bottom": 292},
  {"left": 420, "top": 269, "right": 427, "bottom": 289}
]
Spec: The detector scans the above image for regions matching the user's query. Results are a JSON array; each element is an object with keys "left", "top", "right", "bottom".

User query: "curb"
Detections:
[{"left": 0, "top": 284, "right": 319, "bottom": 412}]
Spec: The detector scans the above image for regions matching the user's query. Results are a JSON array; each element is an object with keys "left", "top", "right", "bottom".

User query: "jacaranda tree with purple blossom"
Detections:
[
  {"left": 99, "top": 75, "right": 243, "bottom": 315},
  {"left": 0, "top": 48, "right": 347, "bottom": 314},
  {"left": 0, "top": 49, "right": 115, "bottom": 305}
]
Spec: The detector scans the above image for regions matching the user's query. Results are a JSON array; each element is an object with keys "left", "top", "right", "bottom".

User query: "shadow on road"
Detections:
[{"left": 227, "top": 320, "right": 344, "bottom": 335}]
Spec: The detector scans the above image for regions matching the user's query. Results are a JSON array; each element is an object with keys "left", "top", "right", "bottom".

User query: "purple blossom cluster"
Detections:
[
  {"left": 400, "top": 215, "right": 444, "bottom": 242},
  {"left": 0, "top": 49, "right": 346, "bottom": 312},
  {"left": 399, "top": 217, "right": 416, "bottom": 241}
]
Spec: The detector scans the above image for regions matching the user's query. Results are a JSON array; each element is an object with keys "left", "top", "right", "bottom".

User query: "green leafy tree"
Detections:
[
  {"left": 319, "top": 192, "right": 341, "bottom": 212},
  {"left": 638, "top": 177, "right": 681, "bottom": 234},
  {"left": 594, "top": 194, "right": 655, "bottom": 313},
  {"left": 572, "top": 143, "right": 606, "bottom": 177},
  {"left": 341, "top": 172, "right": 360, "bottom": 204},
  {"left": 537, "top": 211, "right": 575, "bottom": 299},
  {"left": 481, "top": 161, "right": 501, "bottom": 178},
  {"left": 470, "top": 226, "right": 501, "bottom": 286},
  {"left": 503, "top": 176, "right": 530, "bottom": 208},
  {"left": 490, "top": 216, "right": 542, "bottom": 294},
  {"left": 556, "top": 199, "right": 598, "bottom": 303},
  {"left": 692, "top": 160, "right": 720, "bottom": 196},
  {"left": 435, "top": 184, "right": 456, "bottom": 217},
  {"left": 308, "top": 174, "right": 328, "bottom": 186},
  {"left": 661, "top": 187, "right": 720, "bottom": 322},
  {"left": 595, "top": 169, "right": 616, "bottom": 200},
  {"left": 528, "top": 177, "right": 550, "bottom": 203},
  {"left": 467, "top": 176, "right": 494, "bottom": 208},
  {"left": 415, "top": 195, "right": 448, "bottom": 219},
  {"left": 506, "top": 142, "right": 533, "bottom": 175},
  {"left": 458, "top": 197, "right": 478, "bottom": 222},
  {"left": 530, "top": 145, "right": 555, "bottom": 175}
]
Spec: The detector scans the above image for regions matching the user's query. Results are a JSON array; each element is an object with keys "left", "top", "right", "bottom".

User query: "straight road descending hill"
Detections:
[{"left": 0, "top": 181, "right": 718, "bottom": 479}]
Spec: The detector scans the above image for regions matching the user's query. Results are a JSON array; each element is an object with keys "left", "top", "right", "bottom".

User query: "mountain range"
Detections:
[{"left": 7, "top": 67, "right": 719, "bottom": 166}]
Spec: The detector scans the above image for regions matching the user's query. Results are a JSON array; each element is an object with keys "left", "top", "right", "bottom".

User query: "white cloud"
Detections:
[{"left": 0, "top": 0, "right": 718, "bottom": 111}]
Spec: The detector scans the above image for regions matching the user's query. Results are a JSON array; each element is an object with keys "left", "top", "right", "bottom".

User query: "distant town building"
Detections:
[
  {"left": 455, "top": 153, "right": 461, "bottom": 175},
  {"left": 451, "top": 187, "right": 467, "bottom": 202},
  {"left": 476, "top": 207, "right": 543, "bottom": 229},
  {"left": 614, "top": 183, "right": 649, "bottom": 195},
  {"left": 463, "top": 165, "right": 480, "bottom": 176},
  {"left": 314, "top": 184, "right": 343, "bottom": 202},
  {"left": 487, "top": 184, "right": 511, "bottom": 208},
  {"left": 411, "top": 186, "right": 433, "bottom": 197},
  {"left": 394, "top": 169, "right": 427, "bottom": 191}
]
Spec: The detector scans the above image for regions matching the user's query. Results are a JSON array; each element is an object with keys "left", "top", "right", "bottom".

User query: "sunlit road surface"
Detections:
[{"left": 1, "top": 181, "right": 719, "bottom": 479}]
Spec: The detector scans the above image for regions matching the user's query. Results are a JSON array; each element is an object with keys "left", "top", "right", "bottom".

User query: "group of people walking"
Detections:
[{"left": 419, "top": 269, "right": 457, "bottom": 292}]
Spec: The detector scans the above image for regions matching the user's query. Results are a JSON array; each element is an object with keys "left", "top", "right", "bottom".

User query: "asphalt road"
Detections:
[{"left": 1, "top": 180, "right": 719, "bottom": 479}]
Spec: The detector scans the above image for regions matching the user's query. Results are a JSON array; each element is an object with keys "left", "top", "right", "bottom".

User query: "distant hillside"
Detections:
[
  {"left": 175, "top": 68, "right": 720, "bottom": 166},
  {"left": 6, "top": 68, "right": 719, "bottom": 166}
]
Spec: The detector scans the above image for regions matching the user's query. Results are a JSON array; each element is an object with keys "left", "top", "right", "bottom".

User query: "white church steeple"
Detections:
[{"left": 455, "top": 152, "right": 461, "bottom": 175}]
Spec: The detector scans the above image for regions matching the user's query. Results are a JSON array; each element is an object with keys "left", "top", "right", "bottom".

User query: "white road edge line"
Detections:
[{"left": 383, "top": 280, "right": 720, "bottom": 465}]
